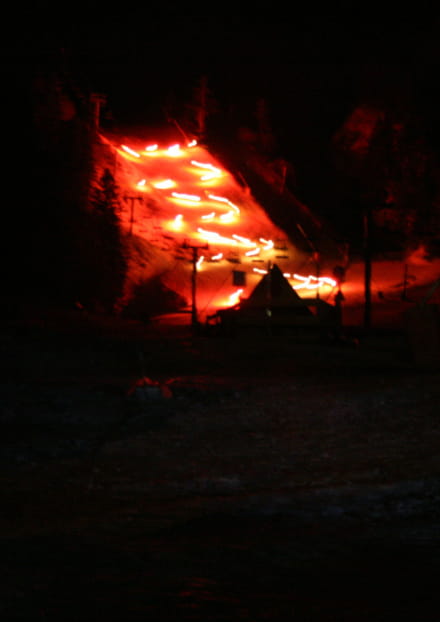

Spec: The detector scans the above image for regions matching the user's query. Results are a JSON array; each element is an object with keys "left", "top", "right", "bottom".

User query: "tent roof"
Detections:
[{"left": 243, "top": 264, "right": 311, "bottom": 309}]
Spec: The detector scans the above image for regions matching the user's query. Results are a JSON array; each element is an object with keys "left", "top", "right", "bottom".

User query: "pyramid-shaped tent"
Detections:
[{"left": 242, "top": 264, "right": 313, "bottom": 316}]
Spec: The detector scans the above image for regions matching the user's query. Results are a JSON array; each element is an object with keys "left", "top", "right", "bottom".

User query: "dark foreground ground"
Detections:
[{"left": 1, "top": 308, "right": 440, "bottom": 620}]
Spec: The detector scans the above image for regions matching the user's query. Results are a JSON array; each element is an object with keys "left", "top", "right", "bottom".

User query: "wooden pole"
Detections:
[
  {"left": 191, "top": 247, "right": 198, "bottom": 328},
  {"left": 182, "top": 241, "right": 208, "bottom": 331}
]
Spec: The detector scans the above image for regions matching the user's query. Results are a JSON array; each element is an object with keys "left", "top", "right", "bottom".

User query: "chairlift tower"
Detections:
[{"left": 123, "top": 195, "right": 144, "bottom": 235}]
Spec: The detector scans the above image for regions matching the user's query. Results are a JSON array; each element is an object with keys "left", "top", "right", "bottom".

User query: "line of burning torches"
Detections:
[{"left": 117, "top": 141, "right": 337, "bottom": 305}]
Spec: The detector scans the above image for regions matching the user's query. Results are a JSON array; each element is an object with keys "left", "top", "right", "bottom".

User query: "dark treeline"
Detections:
[{"left": 3, "top": 61, "right": 127, "bottom": 315}]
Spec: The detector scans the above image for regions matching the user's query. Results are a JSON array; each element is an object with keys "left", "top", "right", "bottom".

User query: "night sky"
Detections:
[
  {"left": 7, "top": 9, "right": 440, "bottom": 215},
  {"left": 58, "top": 12, "right": 440, "bottom": 136},
  {"left": 2, "top": 7, "right": 440, "bottom": 303},
  {"left": 12, "top": 10, "right": 440, "bottom": 125}
]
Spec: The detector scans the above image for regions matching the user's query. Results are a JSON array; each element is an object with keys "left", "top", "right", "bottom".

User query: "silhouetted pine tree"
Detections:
[{"left": 76, "top": 169, "right": 127, "bottom": 312}]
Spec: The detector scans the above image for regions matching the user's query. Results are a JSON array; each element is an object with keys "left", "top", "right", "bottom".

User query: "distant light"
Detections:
[
  {"left": 211, "top": 252, "right": 223, "bottom": 261},
  {"left": 137, "top": 179, "right": 147, "bottom": 187},
  {"left": 196, "top": 255, "right": 205, "bottom": 270},
  {"left": 253, "top": 268, "right": 268, "bottom": 275},
  {"left": 187, "top": 139, "right": 197, "bottom": 147},
  {"left": 201, "top": 212, "right": 216, "bottom": 221},
  {"left": 145, "top": 144, "right": 158, "bottom": 152}
]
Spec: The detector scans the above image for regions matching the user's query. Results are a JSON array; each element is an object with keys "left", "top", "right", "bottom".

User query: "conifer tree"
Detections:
[{"left": 78, "top": 169, "right": 127, "bottom": 312}]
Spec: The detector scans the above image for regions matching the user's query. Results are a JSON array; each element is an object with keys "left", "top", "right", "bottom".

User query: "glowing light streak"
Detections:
[
  {"left": 171, "top": 192, "right": 201, "bottom": 202},
  {"left": 153, "top": 179, "right": 176, "bottom": 189},
  {"left": 110, "top": 136, "right": 309, "bottom": 314},
  {"left": 197, "top": 228, "right": 238, "bottom": 245},
  {"left": 323, "top": 277, "right": 337, "bottom": 287},
  {"left": 167, "top": 144, "right": 183, "bottom": 157},
  {"left": 228, "top": 289, "right": 243, "bottom": 306},
  {"left": 232, "top": 234, "right": 256, "bottom": 248},
  {"left": 208, "top": 194, "right": 229, "bottom": 203},
  {"left": 172, "top": 214, "right": 184, "bottom": 230},
  {"left": 219, "top": 211, "right": 236, "bottom": 223},
  {"left": 121, "top": 145, "right": 140, "bottom": 158},
  {"left": 208, "top": 195, "right": 240, "bottom": 214},
  {"left": 245, "top": 247, "right": 261, "bottom": 257},
  {"left": 293, "top": 274, "right": 309, "bottom": 283},
  {"left": 191, "top": 160, "right": 222, "bottom": 174},
  {"left": 201, "top": 172, "right": 221, "bottom": 181},
  {"left": 259, "top": 238, "right": 274, "bottom": 250},
  {"left": 292, "top": 274, "right": 337, "bottom": 290}
]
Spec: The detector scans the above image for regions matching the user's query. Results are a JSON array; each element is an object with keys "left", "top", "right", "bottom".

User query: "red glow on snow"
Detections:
[{"left": 104, "top": 134, "right": 338, "bottom": 316}]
